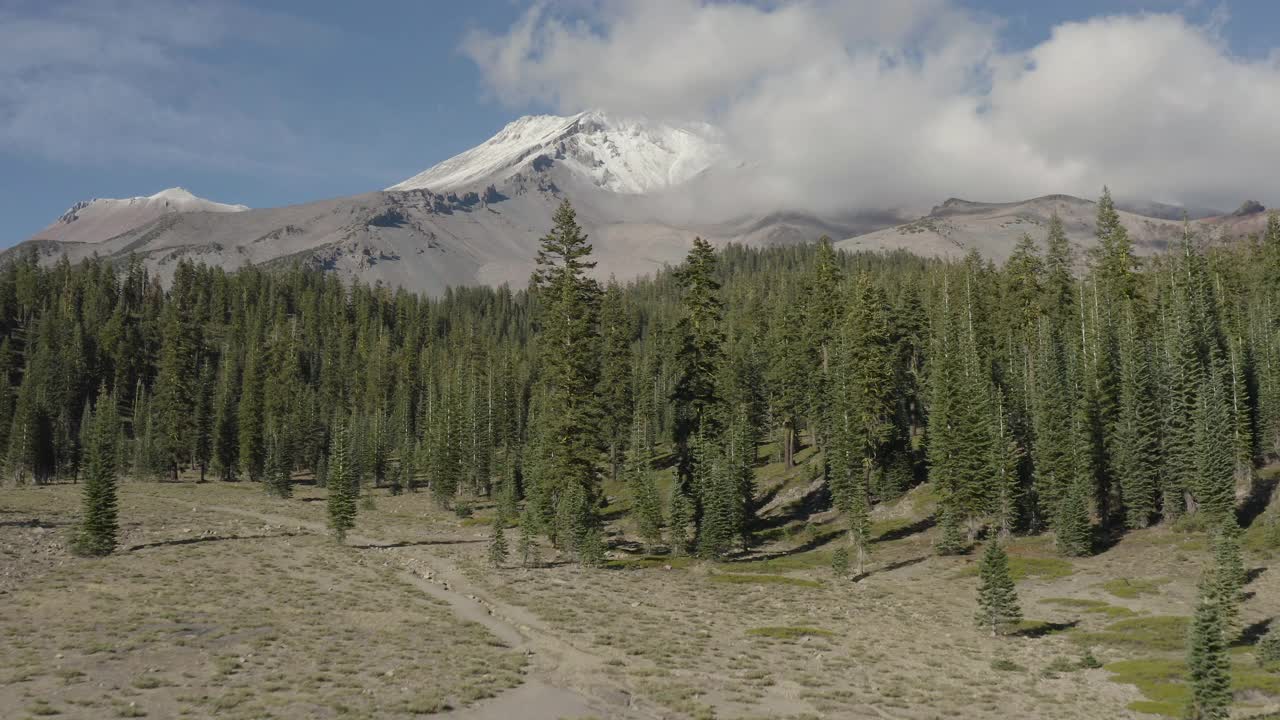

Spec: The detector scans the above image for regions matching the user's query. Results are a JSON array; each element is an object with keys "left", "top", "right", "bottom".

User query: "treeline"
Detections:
[{"left": 3, "top": 191, "right": 1280, "bottom": 564}]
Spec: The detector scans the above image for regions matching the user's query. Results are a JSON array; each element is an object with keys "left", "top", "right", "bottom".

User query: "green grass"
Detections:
[
  {"left": 605, "top": 555, "right": 695, "bottom": 570},
  {"left": 1100, "top": 577, "right": 1169, "bottom": 599},
  {"left": 709, "top": 573, "right": 822, "bottom": 588},
  {"left": 746, "top": 626, "right": 833, "bottom": 640},
  {"left": 719, "top": 549, "right": 833, "bottom": 573},
  {"left": 1105, "top": 658, "right": 1188, "bottom": 709},
  {"left": 1040, "top": 597, "right": 1137, "bottom": 618},
  {"left": 1105, "top": 655, "right": 1280, "bottom": 717},
  {"left": 1127, "top": 700, "right": 1183, "bottom": 717},
  {"left": 1076, "top": 616, "right": 1189, "bottom": 652},
  {"left": 958, "top": 555, "right": 1074, "bottom": 581}
]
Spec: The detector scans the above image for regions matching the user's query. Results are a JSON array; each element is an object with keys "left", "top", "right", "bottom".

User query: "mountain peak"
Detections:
[
  {"left": 148, "top": 187, "right": 198, "bottom": 202},
  {"left": 388, "top": 110, "right": 728, "bottom": 195}
]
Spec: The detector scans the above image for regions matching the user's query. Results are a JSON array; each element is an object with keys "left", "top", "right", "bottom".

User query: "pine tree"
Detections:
[
  {"left": 928, "top": 273, "right": 995, "bottom": 540},
  {"left": 1212, "top": 517, "right": 1245, "bottom": 642},
  {"left": 326, "top": 419, "right": 357, "bottom": 542},
  {"left": 668, "top": 477, "right": 695, "bottom": 556},
  {"left": 73, "top": 386, "right": 119, "bottom": 556},
  {"left": 935, "top": 505, "right": 968, "bottom": 556},
  {"left": 975, "top": 541, "right": 1022, "bottom": 636},
  {"left": 626, "top": 406, "right": 664, "bottom": 551},
  {"left": 264, "top": 427, "right": 292, "bottom": 498},
  {"left": 1055, "top": 476, "right": 1093, "bottom": 556},
  {"left": 599, "top": 282, "right": 634, "bottom": 482},
  {"left": 531, "top": 200, "right": 605, "bottom": 566},
  {"left": 210, "top": 350, "right": 239, "bottom": 481},
  {"left": 0, "top": 338, "right": 16, "bottom": 467},
  {"left": 673, "top": 237, "right": 725, "bottom": 521},
  {"left": 990, "top": 391, "right": 1023, "bottom": 538},
  {"left": 1194, "top": 353, "right": 1236, "bottom": 520},
  {"left": 1186, "top": 579, "right": 1232, "bottom": 720},
  {"left": 1114, "top": 302, "right": 1159, "bottom": 528},
  {"left": 518, "top": 508, "right": 542, "bottom": 568},
  {"left": 238, "top": 342, "right": 266, "bottom": 482},
  {"left": 488, "top": 513, "right": 509, "bottom": 568},
  {"left": 1258, "top": 628, "right": 1280, "bottom": 668}
]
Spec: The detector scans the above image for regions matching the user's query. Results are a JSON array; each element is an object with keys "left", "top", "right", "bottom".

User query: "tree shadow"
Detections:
[
  {"left": 1091, "top": 524, "right": 1126, "bottom": 554},
  {"left": 126, "top": 532, "right": 302, "bottom": 552},
  {"left": 1238, "top": 617, "right": 1273, "bottom": 647},
  {"left": 0, "top": 518, "right": 69, "bottom": 528},
  {"left": 1246, "top": 567, "right": 1268, "bottom": 585},
  {"left": 1239, "top": 474, "right": 1279, "bottom": 529},
  {"left": 849, "top": 555, "right": 929, "bottom": 582},
  {"left": 722, "top": 527, "right": 843, "bottom": 564},
  {"left": 1013, "top": 620, "right": 1080, "bottom": 639},
  {"left": 751, "top": 480, "right": 831, "bottom": 531},
  {"left": 874, "top": 516, "right": 936, "bottom": 543}
]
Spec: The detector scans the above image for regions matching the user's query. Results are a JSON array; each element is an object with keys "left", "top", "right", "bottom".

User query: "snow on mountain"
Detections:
[
  {"left": 389, "top": 110, "right": 729, "bottom": 195},
  {"left": 34, "top": 187, "right": 248, "bottom": 245}
]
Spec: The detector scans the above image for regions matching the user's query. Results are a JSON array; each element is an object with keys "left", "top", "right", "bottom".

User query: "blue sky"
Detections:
[{"left": 2, "top": 0, "right": 1276, "bottom": 244}]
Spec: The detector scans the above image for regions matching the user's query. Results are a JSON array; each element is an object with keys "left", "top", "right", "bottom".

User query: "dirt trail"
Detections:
[{"left": 203, "top": 504, "right": 639, "bottom": 720}]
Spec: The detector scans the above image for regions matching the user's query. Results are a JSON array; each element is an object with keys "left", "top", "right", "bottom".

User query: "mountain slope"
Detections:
[
  {"left": 838, "top": 195, "right": 1270, "bottom": 262},
  {"left": 31, "top": 188, "right": 248, "bottom": 246}
]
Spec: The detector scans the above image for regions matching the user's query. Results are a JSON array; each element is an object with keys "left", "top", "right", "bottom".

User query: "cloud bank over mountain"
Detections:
[{"left": 463, "top": 0, "right": 1280, "bottom": 213}]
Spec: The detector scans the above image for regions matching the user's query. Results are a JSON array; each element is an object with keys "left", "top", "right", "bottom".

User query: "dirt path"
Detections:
[{"left": 203, "top": 504, "right": 640, "bottom": 720}]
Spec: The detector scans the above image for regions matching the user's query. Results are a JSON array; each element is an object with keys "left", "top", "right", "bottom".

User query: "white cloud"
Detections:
[{"left": 464, "top": 1, "right": 1280, "bottom": 212}]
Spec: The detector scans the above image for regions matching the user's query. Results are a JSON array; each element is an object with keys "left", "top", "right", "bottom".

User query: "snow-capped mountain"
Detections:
[
  {"left": 389, "top": 110, "right": 729, "bottom": 195},
  {"left": 35, "top": 187, "right": 248, "bottom": 245},
  {"left": 14, "top": 111, "right": 1263, "bottom": 296}
]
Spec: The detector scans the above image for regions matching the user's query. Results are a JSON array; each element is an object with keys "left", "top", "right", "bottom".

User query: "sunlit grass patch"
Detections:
[
  {"left": 1076, "top": 616, "right": 1189, "bottom": 652},
  {"left": 1040, "top": 597, "right": 1137, "bottom": 618},
  {"left": 1099, "top": 577, "right": 1169, "bottom": 599}
]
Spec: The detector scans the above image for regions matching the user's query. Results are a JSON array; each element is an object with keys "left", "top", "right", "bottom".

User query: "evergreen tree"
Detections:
[
  {"left": 73, "top": 386, "right": 119, "bottom": 556},
  {"left": 238, "top": 342, "right": 266, "bottom": 482},
  {"left": 1211, "top": 517, "right": 1245, "bottom": 641},
  {"left": 517, "top": 507, "right": 542, "bottom": 568},
  {"left": 673, "top": 237, "right": 725, "bottom": 513},
  {"left": 210, "top": 350, "right": 240, "bottom": 481},
  {"left": 1114, "top": 302, "right": 1160, "bottom": 528},
  {"left": 488, "top": 513, "right": 509, "bottom": 568},
  {"left": 935, "top": 505, "right": 968, "bottom": 556},
  {"left": 1194, "top": 354, "right": 1236, "bottom": 519},
  {"left": 990, "top": 391, "right": 1023, "bottom": 538},
  {"left": 531, "top": 200, "right": 605, "bottom": 565},
  {"left": 626, "top": 405, "right": 664, "bottom": 550},
  {"left": 1258, "top": 628, "right": 1280, "bottom": 668},
  {"left": 1186, "top": 579, "right": 1232, "bottom": 720},
  {"left": 264, "top": 427, "right": 292, "bottom": 498},
  {"left": 668, "top": 477, "right": 695, "bottom": 556},
  {"left": 598, "top": 282, "right": 634, "bottom": 481},
  {"left": 0, "top": 338, "right": 15, "bottom": 466},
  {"left": 1056, "top": 476, "right": 1093, "bottom": 556},
  {"left": 326, "top": 419, "right": 357, "bottom": 542},
  {"left": 975, "top": 541, "right": 1022, "bottom": 636}
]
